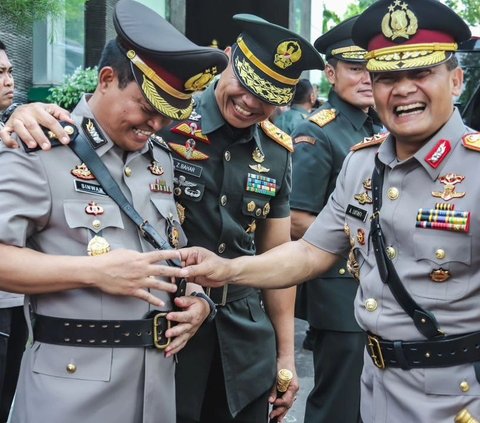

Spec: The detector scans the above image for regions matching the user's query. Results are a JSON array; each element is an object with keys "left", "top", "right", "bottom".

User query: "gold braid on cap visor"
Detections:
[
  {"left": 234, "top": 56, "right": 293, "bottom": 105},
  {"left": 331, "top": 46, "right": 367, "bottom": 60},
  {"left": 365, "top": 42, "right": 457, "bottom": 72},
  {"left": 142, "top": 76, "right": 193, "bottom": 120}
]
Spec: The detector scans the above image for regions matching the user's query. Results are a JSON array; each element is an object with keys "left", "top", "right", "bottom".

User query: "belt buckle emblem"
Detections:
[
  {"left": 153, "top": 312, "right": 171, "bottom": 350},
  {"left": 367, "top": 335, "right": 385, "bottom": 369}
]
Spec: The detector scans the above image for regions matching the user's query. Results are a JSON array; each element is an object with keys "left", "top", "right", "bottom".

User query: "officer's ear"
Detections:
[
  {"left": 450, "top": 66, "right": 463, "bottom": 97},
  {"left": 97, "top": 67, "right": 116, "bottom": 92},
  {"left": 324, "top": 64, "right": 336, "bottom": 85}
]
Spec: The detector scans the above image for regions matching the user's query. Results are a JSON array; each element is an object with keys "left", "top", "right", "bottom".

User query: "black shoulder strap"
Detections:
[
  {"left": 67, "top": 127, "right": 186, "bottom": 296},
  {"left": 370, "top": 155, "right": 443, "bottom": 339}
]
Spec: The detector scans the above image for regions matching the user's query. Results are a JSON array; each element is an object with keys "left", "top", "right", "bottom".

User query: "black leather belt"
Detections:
[
  {"left": 367, "top": 332, "right": 480, "bottom": 369},
  {"left": 205, "top": 285, "right": 255, "bottom": 306},
  {"left": 33, "top": 312, "right": 171, "bottom": 350}
]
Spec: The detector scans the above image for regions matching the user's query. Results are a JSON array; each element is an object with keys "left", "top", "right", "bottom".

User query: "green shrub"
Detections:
[{"left": 47, "top": 66, "right": 98, "bottom": 111}]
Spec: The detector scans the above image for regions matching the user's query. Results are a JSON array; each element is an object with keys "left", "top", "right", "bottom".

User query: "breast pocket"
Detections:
[
  {"left": 63, "top": 199, "right": 124, "bottom": 246},
  {"left": 33, "top": 342, "right": 112, "bottom": 381},
  {"left": 411, "top": 231, "right": 472, "bottom": 300},
  {"left": 150, "top": 197, "right": 187, "bottom": 248}
]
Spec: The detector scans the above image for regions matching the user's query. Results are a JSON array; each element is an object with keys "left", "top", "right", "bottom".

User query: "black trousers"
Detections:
[
  {"left": 304, "top": 329, "right": 365, "bottom": 423},
  {"left": 0, "top": 306, "right": 27, "bottom": 423},
  {"left": 177, "top": 337, "right": 270, "bottom": 423}
]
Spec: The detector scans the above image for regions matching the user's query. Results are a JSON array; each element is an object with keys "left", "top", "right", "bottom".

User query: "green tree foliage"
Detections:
[
  {"left": 445, "top": 0, "right": 480, "bottom": 26},
  {"left": 47, "top": 66, "right": 98, "bottom": 111},
  {"left": 0, "top": 0, "right": 88, "bottom": 30},
  {"left": 343, "top": 0, "right": 377, "bottom": 19}
]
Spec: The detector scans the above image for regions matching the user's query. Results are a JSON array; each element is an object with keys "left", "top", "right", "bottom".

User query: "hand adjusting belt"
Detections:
[
  {"left": 367, "top": 331, "right": 480, "bottom": 370},
  {"left": 33, "top": 312, "right": 170, "bottom": 349}
]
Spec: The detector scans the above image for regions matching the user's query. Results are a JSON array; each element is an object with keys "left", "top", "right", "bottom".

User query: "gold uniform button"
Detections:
[
  {"left": 386, "top": 246, "right": 396, "bottom": 260},
  {"left": 224, "top": 151, "right": 231, "bottom": 161},
  {"left": 435, "top": 249, "right": 446, "bottom": 260},
  {"left": 92, "top": 219, "right": 102, "bottom": 230},
  {"left": 124, "top": 167, "right": 132, "bottom": 177},
  {"left": 365, "top": 298, "right": 378, "bottom": 312},
  {"left": 218, "top": 243, "right": 226, "bottom": 254},
  {"left": 387, "top": 187, "right": 399, "bottom": 200},
  {"left": 220, "top": 195, "right": 227, "bottom": 206},
  {"left": 460, "top": 380, "right": 470, "bottom": 392},
  {"left": 66, "top": 363, "right": 77, "bottom": 374},
  {"left": 338, "top": 268, "right": 346, "bottom": 275}
]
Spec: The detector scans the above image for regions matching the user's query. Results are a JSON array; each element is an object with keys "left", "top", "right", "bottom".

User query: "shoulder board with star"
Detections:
[
  {"left": 149, "top": 134, "right": 171, "bottom": 153},
  {"left": 462, "top": 132, "right": 480, "bottom": 152},
  {"left": 351, "top": 132, "right": 389, "bottom": 152},
  {"left": 308, "top": 108, "right": 337, "bottom": 128},
  {"left": 259, "top": 120, "right": 293, "bottom": 152}
]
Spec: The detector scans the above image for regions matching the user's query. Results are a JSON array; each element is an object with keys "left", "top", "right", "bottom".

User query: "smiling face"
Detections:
[
  {"left": 372, "top": 62, "right": 463, "bottom": 159},
  {"left": 214, "top": 49, "right": 276, "bottom": 129},
  {"left": 325, "top": 60, "right": 374, "bottom": 112},
  {"left": 0, "top": 50, "right": 14, "bottom": 111},
  {"left": 91, "top": 67, "right": 172, "bottom": 152}
]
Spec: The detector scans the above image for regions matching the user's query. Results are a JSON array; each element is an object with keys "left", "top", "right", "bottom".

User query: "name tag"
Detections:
[
  {"left": 173, "top": 158, "right": 203, "bottom": 178},
  {"left": 74, "top": 180, "right": 107, "bottom": 196},
  {"left": 346, "top": 204, "right": 368, "bottom": 222}
]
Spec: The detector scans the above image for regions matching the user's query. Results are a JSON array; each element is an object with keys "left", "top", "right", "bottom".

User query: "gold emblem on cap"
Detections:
[
  {"left": 184, "top": 67, "right": 218, "bottom": 92},
  {"left": 87, "top": 235, "right": 111, "bottom": 256},
  {"left": 381, "top": 0, "right": 418, "bottom": 41},
  {"left": 274, "top": 41, "right": 302, "bottom": 69}
]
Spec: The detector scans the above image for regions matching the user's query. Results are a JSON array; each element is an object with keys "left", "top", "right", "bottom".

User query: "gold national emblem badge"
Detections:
[
  {"left": 274, "top": 40, "right": 302, "bottom": 69},
  {"left": 381, "top": 0, "right": 418, "bottom": 41}
]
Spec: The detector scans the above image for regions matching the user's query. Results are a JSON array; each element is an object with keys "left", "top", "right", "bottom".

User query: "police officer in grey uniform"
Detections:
[
  {"left": 290, "top": 16, "right": 383, "bottom": 423},
  {"left": 157, "top": 15, "right": 324, "bottom": 423},
  {"left": 162, "top": 1, "right": 480, "bottom": 422},
  {"left": 0, "top": 1, "right": 227, "bottom": 422}
]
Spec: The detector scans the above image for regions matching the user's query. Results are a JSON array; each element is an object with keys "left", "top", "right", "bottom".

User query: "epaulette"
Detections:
[
  {"left": 351, "top": 132, "right": 389, "bottom": 152},
  {"left": 259, "top": 120, "right": 293, "bottom": 152},
  {"left": 149, "top": 134, "right": 171, "bottom": 153},
  {"left": 22, "top": 120, "right": 78, "bottom": 153},
  {"left": 308, "top": 108, "right": 336, "bottom": 128},
  {"left": 462, "top": 132, "right": 480, "bottom": 152}
]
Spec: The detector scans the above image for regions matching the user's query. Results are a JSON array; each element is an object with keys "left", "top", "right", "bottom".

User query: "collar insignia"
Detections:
[{"left": 425, "top": 139, "right": 451, "bottom": 169}]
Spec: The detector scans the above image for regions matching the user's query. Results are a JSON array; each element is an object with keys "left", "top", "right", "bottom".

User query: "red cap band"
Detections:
[{"left": 368, "top": 30, "right": 455, "bottom": 51}]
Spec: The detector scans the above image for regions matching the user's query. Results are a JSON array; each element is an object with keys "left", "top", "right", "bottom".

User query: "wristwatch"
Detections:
[{"left": 191, "top": 291, "right": 217, "bottom": 322}]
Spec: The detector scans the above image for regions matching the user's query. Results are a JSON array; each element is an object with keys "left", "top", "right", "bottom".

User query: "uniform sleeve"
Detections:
[
  {"left": 267, "top": 151, "right": 291, "bottom": 219},
  {"left": 290, "top": 120, "right": 333, "bottom": 214},
  {"left": 0, "top": 146, "right": 52, "bottom": 246},
  {"left": 303, "top": 151, "right": 353, "bottom": 257}
]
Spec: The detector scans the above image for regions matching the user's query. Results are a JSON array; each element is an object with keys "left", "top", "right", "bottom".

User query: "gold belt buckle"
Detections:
[
  {"left": 367, "top": 334, "right": 385, "bottom": 369},
  {"left": 153, "top": 312, "right": 171, "bottom": 350},
  {"left": 205, "top": 285, "right": 228, "bottom": 307}
]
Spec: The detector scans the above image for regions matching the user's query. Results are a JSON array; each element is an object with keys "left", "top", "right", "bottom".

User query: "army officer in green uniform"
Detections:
[
  {"left": 289, "top": 16, "right": 383, "bottom": 423},
  {"left": 157, "top": 15, "right": 324, "bottom": 423},
  {"left": 274, "top": 78, "right": 316, "bottom": 135}
]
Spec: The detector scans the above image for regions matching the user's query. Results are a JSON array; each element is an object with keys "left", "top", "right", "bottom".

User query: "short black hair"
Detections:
[
  {"left": 445, "top": 54, "right": 459, "bottom": 71},
  {"left": 292, "top": 78, "right": 313, "bottom": 104},
  {"left": 98, "top": 39, "right": 135, "bottom": 89},
  {"left": 0, "top": 40, "right": 6, "bottom": 51}
]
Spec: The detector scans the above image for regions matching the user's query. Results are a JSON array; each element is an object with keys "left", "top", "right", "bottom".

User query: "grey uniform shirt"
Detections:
[
  {"left": 304, "top": 109, "right": 480, "bottom": 422},
  {"left": 0, "top": 95, "right": 184, "bottom": 423}
]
